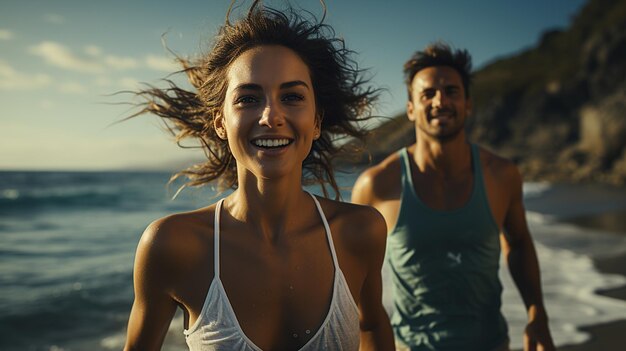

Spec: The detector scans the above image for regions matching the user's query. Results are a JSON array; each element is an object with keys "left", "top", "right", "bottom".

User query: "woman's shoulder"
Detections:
[
  {"left": 315, "top": 197, "right": 387, "bottom": 253},
  {"left": 136, "top": 204, "right": 219, "bottom": 274},
  {"left": 144, "top": 205, "right": 216, "bottom": 241},
  {"left": 318, "top": 196, "right": 384, "bottom": 223}
]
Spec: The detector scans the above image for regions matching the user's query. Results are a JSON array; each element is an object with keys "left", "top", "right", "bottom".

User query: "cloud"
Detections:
[
  {"left": 40, "top": 99, "right": 56, "bottom": 110},
  {"left": 0, "top": 60, "right": 51, "bottom": 90},
  {"left": 119, "top": 77, "right": 140, "bottom": 90},
  {"left": 59, "top": 81, "right": 88, "bottom": 95},
  {"left": 0, "top": 29, "right": 14, "bottom": 40},
  {"left": 30, "top": 41, "right": 180, "bottom": 78},
  {"left": 145, "top": 55, "right": 179, "bottom": 72},
  {"left": 44, "top": 14, "right": 65, "bottom": 24},
  {"left": 84, "top": 45, "right": 103, "bottom": 57},
  {"left": 105, "top": 55, "right": 138, "bottom": 70},
  {"left": 94, "top": 76, "right": 112, "bottom": 87},
  {"left": 29, "top": 41, "right": 104, "bottom": 73},
  {"left": 31, "top": 42, "right": 138, "bottom": 73}
]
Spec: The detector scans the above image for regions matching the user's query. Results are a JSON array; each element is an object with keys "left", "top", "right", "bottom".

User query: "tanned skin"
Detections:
[
  {"left": 352, "top": 66, "right": 555, "bottom": 351},
  {"left": 125, "top": 46, "right": 394, "bottom": 351}
]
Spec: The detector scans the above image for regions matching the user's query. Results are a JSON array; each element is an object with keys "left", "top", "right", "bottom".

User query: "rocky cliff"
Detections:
[{"left": 363, "top": 0, "right": 626, "bottom": 185}]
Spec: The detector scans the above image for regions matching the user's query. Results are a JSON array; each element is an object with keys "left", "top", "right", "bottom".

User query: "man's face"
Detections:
[{"left": 407, "top": 66, "right": 471, "bottom": 142}]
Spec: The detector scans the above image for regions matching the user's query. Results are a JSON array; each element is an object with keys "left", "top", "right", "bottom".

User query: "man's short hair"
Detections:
[{"left": 403, "top": 42, "right": 472, "bottom": 99}]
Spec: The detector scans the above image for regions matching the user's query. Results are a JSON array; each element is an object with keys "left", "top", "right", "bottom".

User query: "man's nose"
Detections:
[{"left": 432, "top": 90, "right": 448, "bottom": 108}]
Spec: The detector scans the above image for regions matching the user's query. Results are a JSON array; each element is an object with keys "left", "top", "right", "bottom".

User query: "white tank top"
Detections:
[{"left": 184, "top": 192, "right": 360, "bottom": 350}]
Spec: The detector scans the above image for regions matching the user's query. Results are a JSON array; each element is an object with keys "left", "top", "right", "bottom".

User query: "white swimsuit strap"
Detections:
[
  {"left": 214, "top": 198, "right": 225, "bottom": 279},
  {"left": 306, "top": 191, "right": 340, "bottom": 270}
]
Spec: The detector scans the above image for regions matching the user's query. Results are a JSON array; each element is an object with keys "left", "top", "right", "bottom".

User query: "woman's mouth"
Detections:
[{"left": 251, "top": 138, "right": 293, "bottom": 149}]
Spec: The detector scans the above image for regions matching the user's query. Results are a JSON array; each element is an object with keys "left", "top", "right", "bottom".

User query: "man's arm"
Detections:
[
  {"left": 352, "top": 168, "right": 377, "bottom": 206},
  {"left": 501, "top": 166, "right": 555, "bottom": 351},
  {"left": 356, "top": 207, "right": 395, "bottom": 351}
]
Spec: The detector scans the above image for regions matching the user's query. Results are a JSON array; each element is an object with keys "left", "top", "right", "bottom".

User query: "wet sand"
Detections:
[
  {"left": 565, "top": 211, "right": 626, "bottom": 236},
  {"left": 540, "top": 211, "right": 626, "bottom": 351}
]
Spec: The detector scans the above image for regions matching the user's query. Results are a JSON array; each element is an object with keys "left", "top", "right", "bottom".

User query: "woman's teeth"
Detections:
[{"left": 253, "top": 138, "right": 291, "bottom": 148}]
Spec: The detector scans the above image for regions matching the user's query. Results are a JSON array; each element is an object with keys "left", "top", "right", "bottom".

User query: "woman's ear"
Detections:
[
  {"left": 214, "top": 113, "right": 227, "bottom": 140},
  {"left": 313, "top": 111, "right": 323, "bottom": 140}
]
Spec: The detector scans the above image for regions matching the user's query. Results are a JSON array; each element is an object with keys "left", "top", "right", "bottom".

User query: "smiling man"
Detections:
[{"left": 352, "top": 43, "right": 554, "bottom": 351}]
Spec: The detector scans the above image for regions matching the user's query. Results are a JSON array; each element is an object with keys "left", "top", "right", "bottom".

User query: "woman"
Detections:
[{"left": 124, "top": 2, "right": 393, "bottom": 350}]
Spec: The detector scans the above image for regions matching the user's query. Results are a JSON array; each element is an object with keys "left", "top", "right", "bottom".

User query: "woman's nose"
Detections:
[{"left": 258, "top": 101, "right": 285, "bottom": 127}]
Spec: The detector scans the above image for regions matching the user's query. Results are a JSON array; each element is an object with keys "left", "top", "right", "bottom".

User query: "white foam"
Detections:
[
  {"left": 100, "top": 333, "right": 126, "bottom": 349},
  {"left": 501, "top": 241, "right": 626, "bottom": 348},
  {"left": 501, "top": 215, "right": 626, "bottom": 349},
  {"left": 523, "top": 182, "right": 552, "bottom": 199},
  {"left": 525, "top": 210, "right": 556, "bottom": 225},
  {"left": 1, "top": 188, "right": 19, "bottom": 199}
]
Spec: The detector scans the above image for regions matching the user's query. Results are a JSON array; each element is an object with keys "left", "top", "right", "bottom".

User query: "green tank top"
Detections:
[{"left": 388, "top": 145, "right": 508, "bottom": 350}]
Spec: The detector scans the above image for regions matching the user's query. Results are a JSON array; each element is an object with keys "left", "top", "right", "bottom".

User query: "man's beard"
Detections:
[{"left": 418, "top": 110, "right": 465, "bottom": 142}]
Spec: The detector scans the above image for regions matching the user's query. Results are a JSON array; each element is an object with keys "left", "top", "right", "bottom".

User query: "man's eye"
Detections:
[
  {"left": 422, "top": 91, "right": 435, "bottom": 100},
  {"left": 446, "top": 88, "right": 460, "bottom": 96}
]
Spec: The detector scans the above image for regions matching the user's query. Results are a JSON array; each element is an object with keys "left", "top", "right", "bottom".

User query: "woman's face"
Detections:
[{"left": 217, "top": 45, "right": 319, "bottom": 182}]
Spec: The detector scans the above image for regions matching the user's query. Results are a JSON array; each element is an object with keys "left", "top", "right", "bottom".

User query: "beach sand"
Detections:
[{"left": 532, "top": 211, "right": 626, "bottom": 351}]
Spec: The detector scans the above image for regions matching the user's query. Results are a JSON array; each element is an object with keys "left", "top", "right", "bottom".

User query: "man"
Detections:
[{"left": 352, "top": 43, "right": 554, "bottom": 351}]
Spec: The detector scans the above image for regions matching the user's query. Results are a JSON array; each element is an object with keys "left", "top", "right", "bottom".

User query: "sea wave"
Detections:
[
  {"left": 523, "top": 182, "right": 552, "bottom": 199},
  {"left": 501, "top": 240, "right": 626, "bottom": 349},
  {"left": 0, "top": 188, "right": 124, "bottom": 210},
  {"left": 525, "top": 210, "right": 557, "bottom": 225}
]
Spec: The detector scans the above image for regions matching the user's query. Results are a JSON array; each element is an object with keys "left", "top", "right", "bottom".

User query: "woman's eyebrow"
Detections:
[
  {"left": 232, "top": 81, "right": 309, "bottom": 92},
  {"left": 280, "top": 80, "right": 310, "bottom": 90},
  {"left": 233, "top": 83, "right": 262, "bottom": 92}
]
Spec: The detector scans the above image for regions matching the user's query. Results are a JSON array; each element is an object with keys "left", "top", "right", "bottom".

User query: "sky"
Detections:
[{"left": 0, "top": 0, "right": 587, "bottom": 171}]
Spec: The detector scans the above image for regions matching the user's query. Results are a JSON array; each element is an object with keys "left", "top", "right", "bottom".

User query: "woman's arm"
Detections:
[
  {"left": 356, "top": 207, "right": 395, "bottom": 351},
  {"left": 125, "top": 220, "right": 179, "bottom": 351}
]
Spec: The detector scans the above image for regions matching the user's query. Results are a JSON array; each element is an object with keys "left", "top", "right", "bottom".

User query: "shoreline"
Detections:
[
  {"left": 556, "top": 251, "right": 626, "bottom": 350},
  {"left": 541, "top": 212, "right": 626, "bottom": 350}
]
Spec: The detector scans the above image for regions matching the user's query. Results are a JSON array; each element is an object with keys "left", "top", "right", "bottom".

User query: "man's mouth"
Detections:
[
  {"left": 429, "top": 110, "right": 455, "bottom": 124},
  {"left": 251, "top": 138, "right": 293, "bottom": 149}
]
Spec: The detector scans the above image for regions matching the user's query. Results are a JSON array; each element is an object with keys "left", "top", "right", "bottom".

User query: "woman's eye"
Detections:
[
  {"left": 283, "top": 93, "right": 304, "bottom": 102},
  {"left": 234, "top": 95, "right": 258, "bottom": 105}
]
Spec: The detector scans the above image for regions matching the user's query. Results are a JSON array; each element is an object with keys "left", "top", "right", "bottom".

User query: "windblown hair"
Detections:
[
  {"left": 129, "top": 1, "right": 377, "bottom": 198},
  {"left": 403, "top": 42, "right": 473, "bottom": 99}
]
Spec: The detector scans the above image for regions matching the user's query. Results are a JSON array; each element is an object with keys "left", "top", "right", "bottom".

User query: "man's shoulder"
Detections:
[
  {"left": 352, "top": 148, "right": 404, "bottom": 205},
  {"left": 477, "top": 145, "right": 522, "bottom": 185},
  {"left": 360, "top": 150, "right": 404, "bottom": 184}
]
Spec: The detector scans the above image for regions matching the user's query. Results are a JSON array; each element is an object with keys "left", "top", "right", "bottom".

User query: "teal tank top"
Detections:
[{"left": 388, "top": 145, "right": 508, "bottom": 350}]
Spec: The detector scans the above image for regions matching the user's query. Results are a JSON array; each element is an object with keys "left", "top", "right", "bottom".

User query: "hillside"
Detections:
[{"left": 362, "top": 0, "right": 626, "bottom": 185}]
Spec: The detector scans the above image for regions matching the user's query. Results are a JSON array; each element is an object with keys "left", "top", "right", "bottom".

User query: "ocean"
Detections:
[{"left": 1, "top": 171, "right": 625, "bottom": 350}]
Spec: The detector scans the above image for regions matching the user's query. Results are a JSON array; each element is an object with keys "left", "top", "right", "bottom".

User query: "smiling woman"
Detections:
[
  {"left": 216, "top": 46, "right": 319, "bottom": 182},
  {"left": 128, "top": 1, "right": 377, "bottom": 198},
  {"left": 123, "top": 1, "right": 394, "bottom": 351}
]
